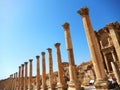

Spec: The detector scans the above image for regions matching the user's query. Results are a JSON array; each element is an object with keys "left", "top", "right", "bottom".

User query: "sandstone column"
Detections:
[
  {"left": 15, "top": 72, "right": 18, "bottom": 90},
  {"left": 36, "top": 55, "right": 41, "bottom": 90},
  {"left": 21, "top": 64, "right": 24, "bottom": 90},
  {"left": 55, "top": 43, "right": 67, "bottom": 90},
  {"left": 47, "top": 48, "right": 54, "bottom": 90},
  {"left": 18, "top": 66, "right": 21, "bottom": 90},
  {"left": 29, "top": 59, "right": 33, "bottom": 90},
  {"left": 77, "top": 7, "right": 108, "bottom": 89},
  {"left": 41, "top": 52, "right": 46, "bottom": 90},
  {"left": 107, "top": 23, "right": 120, "bottom": 63},
  {"left": 24, "top": 62, "right": 28, "bottom": 90},
  {"left": 111, "top": 62, "right": 120, "bottom": 85},
  {"left": 62, "top": 22, "right": 80, "bottom": 90}
]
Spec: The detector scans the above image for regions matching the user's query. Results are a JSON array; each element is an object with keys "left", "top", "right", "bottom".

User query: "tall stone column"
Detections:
[
  {"left": 29, "top": 59, "right": 33, "bottom": 90},
  {"left": 15, "top": 72, "right": 18, "bottom": 90},
  {"left": 107, "top": 23, "right": 120, "bottom": 63},
  {"left": 41, "top": 52, "right": 46, "bottom": 90},
  {"left": 77, "top": 7, "right": 108, "bottom": 89},
  {"left": 47, "top": 48, "right": 54, "bottom": 90},
  {"left": 21, "top": 64, "right": 24, "bottom": 90},
  {"left": 24, "top": 62, "right": 28, "bottom": 90},
  {"left": 62, "top": 22, "right": 80, "bottom": 90},
  {"left": 18, "top": 66, "right": 21, "bottom": 90},
  {"left": 36, "top": 56, "right": 41, "bottom": 90},
  {"left": 55, "top": 43, "right": 67, "bottom": 90},
  {"left": 111, "top": 62, "right": 120, "bottom": 85},
  {"left": 111, "top": 51, "right": 117, "bottom": 62}
]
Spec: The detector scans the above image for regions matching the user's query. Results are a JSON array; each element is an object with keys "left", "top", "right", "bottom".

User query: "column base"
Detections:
[
  {"left": 67, "top": 81, "right": 81, "bottom": 90},
  {"left": 94, "top": 79, "right": 108, "bottom": 90}
]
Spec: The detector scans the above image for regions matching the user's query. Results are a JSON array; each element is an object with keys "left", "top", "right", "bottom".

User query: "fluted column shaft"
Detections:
[
  {"left": 41, "top": 52, "right": 46, "bottom": 90},
  {"left": 47, "top": 48, "right": 54, "bottom": 90},
  {"left": 77, "top": 7, "right": 108, "bottom": 89},
  {"left": 36, "top": 56, "right": 40, "bottom": 90},
  {"left": 24, "top": 62, "right": 28, "bottom": 90},
  {"left": 29, "top": 59, "right": 33, "bottom": 90}
]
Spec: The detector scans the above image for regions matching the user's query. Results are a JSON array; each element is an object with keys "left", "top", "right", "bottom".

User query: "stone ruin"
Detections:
[{"left": 0, "top": 7, "right": 120, "bottom": 90}]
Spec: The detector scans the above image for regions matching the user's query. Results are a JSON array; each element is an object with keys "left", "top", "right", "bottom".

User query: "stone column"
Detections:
[
  {"left": 29, "top": 59, "right": 33, "bottom": 90},
  {"left": 21, "top": 64, "right": 24, "bottom": 90},
  {"left": 41, "top": 52, "right": 46, "bottom": 90},
  {"left": 36, "top": 56, "right": 41, "bottom": 90},
  {"left": 18, "top": 66, "right": 21, "bottom": 90},
  {"left": 107, "top": 23, "right": 120, "bottom": 63},
  {"left": 47, "top": 48, "right": 54, "bottom": 90},
  {"left": 15, "top": 72, "right": 18, "bottom": 90},
  {"left": 62, "top": 22, "right": 80, "bottom": 90},
  {"left": 77, "top": 7, "right": 108, "bottom": 89},
  {"left": 24, "top": 62, "right": 28, "bottom": 90},
  {"left": 55, "top": 43, "right": 67, "bottom": 90},
  {"left": 111, "top": 51, "right": 117, "bottom": 62},
  {"left": 103, "top": 53, "right": 110, "bottom": 73},
  {"left": 111, "top": 62, "right": 120, "bottom": 85}
]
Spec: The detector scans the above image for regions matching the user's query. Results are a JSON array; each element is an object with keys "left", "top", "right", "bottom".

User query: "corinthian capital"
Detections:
[
  {"left": 62, "top": 22, "right": 70, "bottom": 30},
  {"left": 77, "top": 7, "right": 89, "bottom": 16}
]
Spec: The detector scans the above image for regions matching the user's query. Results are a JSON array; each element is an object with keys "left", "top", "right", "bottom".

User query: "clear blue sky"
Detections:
[{"left": 0, "top": 0, "right": 120, "bottom": 80}]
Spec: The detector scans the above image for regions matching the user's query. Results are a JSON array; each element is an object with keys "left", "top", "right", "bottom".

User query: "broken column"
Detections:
[
  {"left": 55, "top": 43, "right": 67, "bottom": 90},
  {"left": 29, "top": 59, "right": 33, "bottom": 90},
  {"left": 47, "top": 48, "right": 54, "bottom": 90},
  {"left": 41, "top": 52, "right": 46, "bottom": 90},
  {"left": 24, "top": 62, "right": 28, "bottom": 90},
  {"left": 36, "top": 56, "right": 41, "bottom": 90},
  {"left": 77, "top": 7, "right": 108, "bottom": 89}
]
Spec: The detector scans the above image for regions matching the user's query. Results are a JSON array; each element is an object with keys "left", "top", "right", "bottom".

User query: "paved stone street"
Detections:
[{"left": 84, "top": 85, "right": 96, "bottom": 90}]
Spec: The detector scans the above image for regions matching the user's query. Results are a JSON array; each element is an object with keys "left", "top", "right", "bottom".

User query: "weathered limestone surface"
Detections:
[
  {"left": 24, "top": 62, "right": 28, "bottom": 90},
  {"left": 41, "top": 52, "right": 46, "bottom": 90},
  {"left": 29, "top": 59, "right": 33, "bottom": 90},
  {"left": 47, "top": 48, "right": 54, "bottom": 90},
  {"left": 55, "top": 43, "right": 67, "bottom": 90},
  {"left": 36, "top": 56, "right": 41, "bottom": 90},
  {"left": 62, "top": 22, "right": 80, "bottom": 90},
  {"left": 77, "top": 7, "right": 108, "bottom": 89}
]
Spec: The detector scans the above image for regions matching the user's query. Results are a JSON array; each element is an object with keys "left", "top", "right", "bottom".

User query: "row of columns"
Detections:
[
  {"left": 4, "top": 7, "right": 120, "bottom": 90},
  {"left": 8, "top": 17, "right": 81, "bottom": 90}
]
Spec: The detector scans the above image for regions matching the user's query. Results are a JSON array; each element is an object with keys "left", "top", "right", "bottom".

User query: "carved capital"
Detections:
[
  {"left": 24, "top": 62, "right": 28, "bottom": 65},
  {"left": 29, "top": 59, "right": 33, "bottom": 62},
  {"left": 62, "top": 22, "right": 70, "bottom": 30},
  {"left": 36, "top": 55, "right": 40, "bottom": 59},
  {"left": 21, "top": 64, "right": 24, "bottom": 67},
  {"left": 55, "top": 43, "right": 61, "bottom": 48},
  {"left": 47, "top": 48, "right": 52, "bottom": 53},
  {"left": 77, "top": 7, "right": 89, "bottom": 16},
  {"left": 41, "top": 52, "right": 45, "bottom": 56}
]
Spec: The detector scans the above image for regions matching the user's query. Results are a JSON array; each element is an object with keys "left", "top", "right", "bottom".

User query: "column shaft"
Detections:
[
  {"left": 77, "top": 7, "right": 108, "bottom": 89},
  {"left": 62, "top": 23, "right": 80, "bottom": 90},
  {"left": 47, "top": 48, "right": 54, "bottom": 90},
  {"left": 29, "top": 59, "right": 33, "bottom": 90},
  {"left": 24, "top": 62, "right": 28, "bottom": 90},
  {"left": 21, "top": 64, "right": 24, "bottom": 90},
  {"left": 36, "top": 56, "right": 40, "bottom": 90},
  {"left": 41, "top": 52, "right": 46, "bottom": 90}
]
